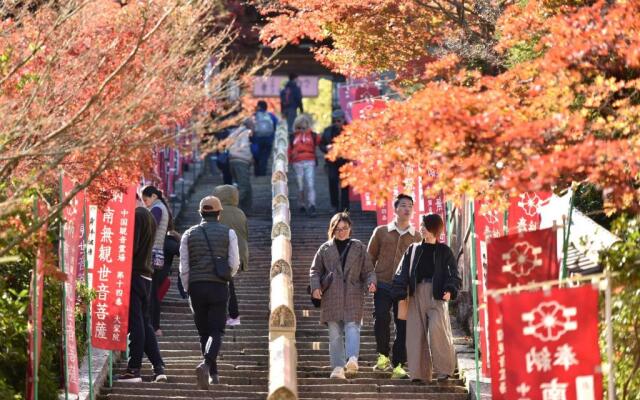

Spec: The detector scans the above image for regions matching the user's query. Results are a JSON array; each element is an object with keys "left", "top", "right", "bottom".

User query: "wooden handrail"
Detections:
[
  {"left": 272, "top": 203, "right": 291, "bottom": 240},
  {"left": 271, "top": 234, "right": 292, "bottom": 278},
  {"left": 267, "top": 336, "right": 298, "bottom": 400},
  {"left": 268, "top": 124, "right": 298, "bottom": 400}
]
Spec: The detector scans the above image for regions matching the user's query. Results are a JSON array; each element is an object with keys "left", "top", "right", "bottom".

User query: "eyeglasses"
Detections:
[{"left": 334, "top": 227, "right": 350, "bottom": 233}]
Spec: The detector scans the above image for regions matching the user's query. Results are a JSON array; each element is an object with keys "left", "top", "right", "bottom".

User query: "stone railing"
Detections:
[{"left": 268, "top": 125, "right": 298, "bottom": 400}]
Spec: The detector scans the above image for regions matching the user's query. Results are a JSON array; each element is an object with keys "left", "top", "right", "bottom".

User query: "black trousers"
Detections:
[
  {"left": 327, "top": 163, "right": 350, "bottom": 212},
  {"left": 373, "top": 287, "right": 407, "bottom": 367},
  {"left": 228, "top": 279, "right": 239, "bottom": 319},
  {"left": 150, "top": 269, "right": 169, "bottom": 331},
  {"left": 189, "top": 281, "right": 229, "bottom": 374},
  {"left": 127, "top": 274, "right": 164, "bottom": 371}
]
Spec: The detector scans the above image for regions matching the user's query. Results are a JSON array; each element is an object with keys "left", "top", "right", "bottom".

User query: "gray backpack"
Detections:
[{"left": 254, "top": 112, "right": 275, "bottom": 137}]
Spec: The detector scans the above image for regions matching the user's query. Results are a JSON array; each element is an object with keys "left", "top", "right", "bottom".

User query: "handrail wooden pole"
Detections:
[{"left": 268, "top": 124, "right": 298, "bottom": 400}]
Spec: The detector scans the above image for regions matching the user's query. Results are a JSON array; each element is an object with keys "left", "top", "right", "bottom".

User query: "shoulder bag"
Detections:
[{"left": 199, "top": 226, "right": 232, "bottom": 282}]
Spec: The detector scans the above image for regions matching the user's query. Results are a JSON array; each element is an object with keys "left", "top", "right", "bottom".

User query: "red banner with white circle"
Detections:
[{"left": 491, "top": 285, "right": 602, "bottom": 399}]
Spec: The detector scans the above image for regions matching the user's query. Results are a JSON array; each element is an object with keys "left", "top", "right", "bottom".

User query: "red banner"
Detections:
[
  {"left": 491, "top": 286, "right": 602, "bottom": 399},
  {"left": 475, "top": 192, "right": 551, "bottom": 375},
  {"left": 486, "top": 228, "right": 559, "bottom": 290},
  {"left": 347, "top": 96, "right": 387, "bottom": 208},
  {"left": 88, "top": 187, "right": 136, "bottom": 350},
  {"left": 26, "top": 204, "right": 46, "bottom": 400},
  {"left": 474, "top": 200, "right": 505, "bottom": 375},
  {"left": 350, "top": 97, "right": 386, "bottom": 121},
  {"left": 60, "top": 177, "right": 83, "bottom": 394},
  {"left": 508, "top": 192, "right": 552, "bottom": 234},
  {"left": 423, "top": 189, "right": 446, "bottom": 243}
]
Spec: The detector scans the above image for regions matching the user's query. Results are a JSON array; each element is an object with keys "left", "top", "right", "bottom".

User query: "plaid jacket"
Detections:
[{"left": 309, "top": 239, "right": 376, "bottom": 324}]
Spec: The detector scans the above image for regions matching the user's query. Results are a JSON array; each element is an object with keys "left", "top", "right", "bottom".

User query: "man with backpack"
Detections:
[
  {"left": 252, "top": 101, "right": 278, "bottom": 176},
  {"left": 280, "top": 74, "right": 304, "bottom": 133},
  {"left": 179, "top": 196, "right": 240, "bottom": 389}
]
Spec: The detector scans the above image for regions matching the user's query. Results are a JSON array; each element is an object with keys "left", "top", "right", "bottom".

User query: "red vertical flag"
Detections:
[
  {"left": 474, "top": 201, "right": 505, "bottom": 376},
  {"left": 26, "top": 203, "right": 47, "bottom": 400},
  {"left": 486, "top": 228, "right": 559, "bottom": 290},
  {"left": 491, "top": 286, "right": 602, "bottom": 399},
  {"left": 89, "top": 186, "right": 137, "bottom": 350},
  {"left": 423, "top": 188, "right": 446, "bottom": 242},
  {"left": 508, "top": 192, "right": 552, "bottom": 234},
  {"left": 60, "top": 177, "right": 83, "bottom": 394}
]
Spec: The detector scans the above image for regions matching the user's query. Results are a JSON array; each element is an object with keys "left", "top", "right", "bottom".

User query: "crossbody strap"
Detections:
[
  {"left": 198, "top": 226, "right": 216, "bottom": 262},
  {"left": 409, "top": 244, "right": 417, "bottom": 274},
  {"left": 339, "top": 240, "right": 353, "bottom": 270}
]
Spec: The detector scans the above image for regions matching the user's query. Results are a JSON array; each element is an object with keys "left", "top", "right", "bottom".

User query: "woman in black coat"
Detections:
[{"left": 393, "top": 214, "right": 462, "bottom": 383}]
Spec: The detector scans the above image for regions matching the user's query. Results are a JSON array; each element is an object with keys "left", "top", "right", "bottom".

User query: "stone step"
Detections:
[{"left": 102, "top": 165, "right": 468, "bottom": 399}]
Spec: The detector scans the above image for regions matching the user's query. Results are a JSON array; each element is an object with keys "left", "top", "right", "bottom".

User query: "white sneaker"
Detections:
[
  {"left": 330, "top": 366, "right": 346, "bottom": 379},
  {"left": 345, "top": 356, "right": 359, "bottom": 376},
  {"left": 226, "top": 317, "right": 241, "bottom": 326}
]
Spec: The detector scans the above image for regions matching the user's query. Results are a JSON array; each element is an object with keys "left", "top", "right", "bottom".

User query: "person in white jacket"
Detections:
[{"left": 226, "top": 118, "right": 254, "bottom": 213}]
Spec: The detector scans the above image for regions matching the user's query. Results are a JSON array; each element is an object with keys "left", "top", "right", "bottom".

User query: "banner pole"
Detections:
[
  {"left": 446, "top": 201, "right": 452, "bottom": 247},
  {"left": 605, "top": 268, "right": 616, "bottom": 400},
  {"left": 108, "top": 351, "right": 113, "bottom": 387},
  {"left": 561, "top": 190, "right": 575, "bottom": 280},
  {"left": 503, "top": 209, "right": 508, "bottom": 236},
  {"left": 59, "top": 174, "right": 70, "bottom": 400},
  {"left": 83, "top": 200, "right": 93, "bottom": 400},
  {"left": 32, "top": 198, "right": 39, "bottom": 400},
  {"left": 469, "top": 201, "right": 481, "bottom": 400}
]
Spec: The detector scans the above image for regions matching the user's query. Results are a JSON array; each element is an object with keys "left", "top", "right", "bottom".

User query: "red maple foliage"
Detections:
[
  {"left": 0, "top": 1, "right": 260, "bottom": 257},
  {"left": 260, "top": 0, "right": 640, "bottom": 211}
]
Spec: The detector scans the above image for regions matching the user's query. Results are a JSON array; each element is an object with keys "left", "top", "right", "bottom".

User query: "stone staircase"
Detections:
[
  {"left": 289, "top": 180, "right": 469, "bottom": 400},
  {"left": 100, "top": 169, "right": 274, "bottom": 399},
  {"left": 99, "top": 158, "right": 470, "bottom": 399}
]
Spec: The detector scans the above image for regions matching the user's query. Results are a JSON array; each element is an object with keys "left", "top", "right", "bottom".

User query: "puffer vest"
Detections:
[
  {"left": 150, "top": 200, "right": 169, "bottom": 269},
  {"left": 186, "top": 220, "right": 230, "bottom": 285}
]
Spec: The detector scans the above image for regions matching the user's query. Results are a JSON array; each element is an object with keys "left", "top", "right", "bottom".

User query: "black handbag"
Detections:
[{"left": 199, "top": 226, "right": 232, "bottom": 282}]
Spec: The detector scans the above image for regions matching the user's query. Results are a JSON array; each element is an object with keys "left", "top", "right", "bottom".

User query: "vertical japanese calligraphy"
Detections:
[
  {"left": 61, "top": 177, "right": 83, "bottom": 394},
  {"left": 497, "top": 286, "right": 602, "bottom": 399},
  {"left": 89, "top": 186, "right": 136, "bottom": 350}
]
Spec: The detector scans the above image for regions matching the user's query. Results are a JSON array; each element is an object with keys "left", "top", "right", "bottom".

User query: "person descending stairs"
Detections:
[{"left": 100, "top": 151, "right": 469, "bottom": 399}]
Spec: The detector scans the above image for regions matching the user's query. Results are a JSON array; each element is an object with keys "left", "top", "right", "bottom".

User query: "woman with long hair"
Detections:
[
  {"left": 392, "top": 214, "right": 462, "bottom": 383},
  {"left": 309, "top": 212, "right": 376, "bottom": 379},
  {"left": 141, "top": 185, "right": 174, "bottom": 336}
]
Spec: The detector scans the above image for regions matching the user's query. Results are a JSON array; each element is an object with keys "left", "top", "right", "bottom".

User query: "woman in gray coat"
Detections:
[{"left": 310, "top": 212, "right": 377, "bottom": 379}]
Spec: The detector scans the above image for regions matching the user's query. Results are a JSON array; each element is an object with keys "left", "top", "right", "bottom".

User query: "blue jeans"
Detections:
[
  {"left": 252, "top": 136, "right": 273, "bottom": 176},
  {"left": 327, "top": 321, "right": 361, "bottom": 368}
]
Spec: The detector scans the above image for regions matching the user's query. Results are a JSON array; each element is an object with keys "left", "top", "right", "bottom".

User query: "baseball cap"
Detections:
[{"left": 199, "top": 196, "right": 223, "bottom": 212}]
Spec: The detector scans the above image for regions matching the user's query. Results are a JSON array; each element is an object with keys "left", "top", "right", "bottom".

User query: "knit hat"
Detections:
[{"left": 199, "top": 196, "right": 223, "bottom": 212}]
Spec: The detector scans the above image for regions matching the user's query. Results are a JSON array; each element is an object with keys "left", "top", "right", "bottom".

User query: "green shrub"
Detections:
[
  {"left": 599, "top": 215, "right": 640, "bottom": 400},
  {"left": 0, "top": 254, "right": 89, "bottom": 399}
]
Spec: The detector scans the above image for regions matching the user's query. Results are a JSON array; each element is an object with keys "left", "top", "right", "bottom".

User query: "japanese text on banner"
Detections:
[
  {"left": 496, "top": 285, "right": 602, "bottom": 400},
  {"left": 89, "top": 187, "right": 136, "bottom": 351}
]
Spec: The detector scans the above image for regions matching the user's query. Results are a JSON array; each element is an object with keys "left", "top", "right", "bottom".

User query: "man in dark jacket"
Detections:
[
  {"left": 319, "top": 109, "right": 350, "bottom": 212},
  {"left": 179, "top": 196, "right": 240, "bottom": 389},
  {"left": 280, "top": 74, "right": 304, "bottom": 133},
  {"left": 118, "top": 207, "right": 166, "bottom": 383}
]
